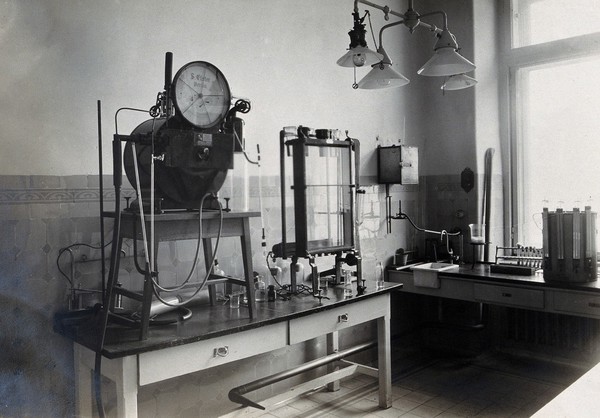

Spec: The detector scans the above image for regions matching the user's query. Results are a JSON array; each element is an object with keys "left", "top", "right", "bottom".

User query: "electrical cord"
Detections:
[
  {"left": 264, "top": 251, "right": 316, "bottom": 298},
  {"left": 57, "top": 241, "right": 118, "bottom": 285},
  {"left": 234, "top": 129, "right": 259, "bottom": 166},
  {"left": 151, "top": 194, "right": 224, "bottom": 307},
  {"left": 265, "top": 251, "right": 284, "bottom": 288},
  {"left": 128, "top": 135, "right": 224, "bottom": 305}
]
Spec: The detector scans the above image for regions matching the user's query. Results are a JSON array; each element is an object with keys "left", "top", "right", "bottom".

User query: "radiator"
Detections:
[{"left": 501, "top": 308, "right": 600, "bottom": 357}]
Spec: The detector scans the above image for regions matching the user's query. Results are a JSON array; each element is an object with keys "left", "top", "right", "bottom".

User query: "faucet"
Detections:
[{"left": 441, "top": 230, "right": 459, "bottom": 264}]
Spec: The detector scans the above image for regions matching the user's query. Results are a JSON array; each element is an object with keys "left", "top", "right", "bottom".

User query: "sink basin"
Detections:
[{"left": 412, "top": 262, "right": 459, "bottom": 288}]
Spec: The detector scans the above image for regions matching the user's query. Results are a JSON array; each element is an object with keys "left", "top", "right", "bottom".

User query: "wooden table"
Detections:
[
  {"left": 58, "top": 283, "right": 401, "bottom": 417},
  {"left": 389, "top": 263, "right": 600, "bottom": 318},
  {"left": 389, "top": 263, "right": 600, "bottom": 417}
]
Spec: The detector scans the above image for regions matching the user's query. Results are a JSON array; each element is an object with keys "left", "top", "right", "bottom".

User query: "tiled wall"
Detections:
[
  {"left": 0, "top": 173, "right": 420, "bottom": 417},
  {"left": 418, "top": 173, "right": 504, "bottom": 264},
  {"left": 0, "top": 170, "right": 502, "bottom": 416},
  {"left": 0, "top": 175, "right": 115, "bottom": 417}
]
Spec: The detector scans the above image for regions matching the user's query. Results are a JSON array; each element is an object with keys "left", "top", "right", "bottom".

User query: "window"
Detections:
[
  {"left": 507, "top": 0, "right": 600, "bottom": 247},
  {"left": 512, "top": 0, "right": 600, "bottom": 47}
]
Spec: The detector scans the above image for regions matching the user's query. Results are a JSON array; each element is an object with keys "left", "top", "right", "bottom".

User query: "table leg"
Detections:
[
  {"left": 377, "top": 298, "right": 392, "bottom": 409},
  {"left": 326, "top": 331, "right": 340, "bottom": 392},
  {"left": 114, "top": 356, "right": 139, "bottom": 417},
  {"left": 74, "top": 345, "right": 93, "bottom": 417},
  {"left": 202, "top": 237, "right": 218, "bottom": 305},
  {"left": 76, "top": 345, "right": 139, "bottom": 417}
]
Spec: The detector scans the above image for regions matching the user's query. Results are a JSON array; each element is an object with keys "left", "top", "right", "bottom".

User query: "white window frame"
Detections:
[{"left": 500, "top": 0, "right": 600, "bottom": 246}]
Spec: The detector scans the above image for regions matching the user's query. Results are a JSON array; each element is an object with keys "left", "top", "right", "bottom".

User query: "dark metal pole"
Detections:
[
  {"left": 228, "top": 340, "right": 375, "bottom": 410},
  {"left": 97, "top": 100, "right": 106, "bottom": 299}
]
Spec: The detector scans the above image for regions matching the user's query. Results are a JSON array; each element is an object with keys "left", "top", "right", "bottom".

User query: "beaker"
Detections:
[{"left": 468, "top": 223, "right": 485, "bottom": 244}]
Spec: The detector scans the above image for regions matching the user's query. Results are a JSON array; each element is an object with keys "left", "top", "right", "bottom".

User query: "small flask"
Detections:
[
  {"left": 255, "top": 274, "right": 266, "bottom": 302},
  {"left": 213, "top": 259, "right": 226, "bottom": 301},
  {"left": 267, "top": 285, "right": 276, "bottom": 302},
  {"left": 343, "top": 270, "right": 353, "bottom": 298}
]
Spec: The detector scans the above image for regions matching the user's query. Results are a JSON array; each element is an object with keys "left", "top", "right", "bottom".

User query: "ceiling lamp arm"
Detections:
[
  {"left": 357, "top": 0, "right": 403, "bottom": 20},
  {"left": 416, "top": 10, "right": 449, "bottom": 32},
  {"left": 356, "top": 0, "right": 443, "bottom": 34},
  {"left": 377, "top": 20, "right": 405, "bottom": 64}
]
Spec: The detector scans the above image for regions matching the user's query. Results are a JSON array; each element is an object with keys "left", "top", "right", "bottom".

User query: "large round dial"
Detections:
[{"left": 172, "top": 61, "right": 231, "bottom": 129}]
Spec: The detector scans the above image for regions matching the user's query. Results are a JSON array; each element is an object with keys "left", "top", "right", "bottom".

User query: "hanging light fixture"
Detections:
[
  {"left": 336, "top": 10, "right": 383, "bottom": 68},
  {"left": 441, "top": 74, "right": 478, "bottom": 91},
  {"left": 357, "top": 21, "right": 410, "bottom": 89},
  {"left": 338, "top": 0, "right": 476, "bottom": 90},
  {"left": 417, "top": 30, "right": 476, "bottom": 76}
]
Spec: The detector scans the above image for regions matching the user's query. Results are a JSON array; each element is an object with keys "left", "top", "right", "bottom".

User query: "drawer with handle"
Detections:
[
  {"left": 288, "top": 295, "right": 389, "bottom": 345},
  {"left": 474, "top": 283, "right": 545, "bottom": 309},
  {"left": 139, "top": 322, "right": 287, "bottom": 385},
  {"left": 552, "top": 291, "right": 600, "bottom": 318}
]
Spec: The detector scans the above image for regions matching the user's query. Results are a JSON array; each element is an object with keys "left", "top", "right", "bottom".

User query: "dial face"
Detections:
[{"left": 172, "top": 61, "right": 231, "bottom": 129}]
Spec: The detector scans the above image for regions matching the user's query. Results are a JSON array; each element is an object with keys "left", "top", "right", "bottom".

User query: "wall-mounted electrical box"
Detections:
[{"left": 377, "top": 145, "right": 418, "bottom": 184}]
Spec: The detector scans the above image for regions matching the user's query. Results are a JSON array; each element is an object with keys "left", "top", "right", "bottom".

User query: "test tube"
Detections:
[
  {"left": 542, "top": 207, "right": 550, "bottom": 258},
  {"left": 556, "top": 208, "right": 564, "bottom": 260},
  {"left": 573, "top": 208, "right": 581, "bottom": 260},
  {"left": 585, "top": 206, "right": 593, "bottom": 259}
]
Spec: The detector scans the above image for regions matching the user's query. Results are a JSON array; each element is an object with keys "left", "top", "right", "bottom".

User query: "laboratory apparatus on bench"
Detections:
[
  {"left": 123, "top": 57, "right": 249, "bottom": 212},
  {"left": 542, "top": 206, "right": 597, "bottom": 283},
  {"left": 102, "top": 52, "right": 258, "bottom": 342},
  {"left": 272, "top": 126, "right": 362, "bottom": 298}
]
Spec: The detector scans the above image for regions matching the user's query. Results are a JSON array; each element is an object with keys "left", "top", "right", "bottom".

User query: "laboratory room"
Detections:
[{"left": 3, "top": 0, "right": 600, "bottom": 416}]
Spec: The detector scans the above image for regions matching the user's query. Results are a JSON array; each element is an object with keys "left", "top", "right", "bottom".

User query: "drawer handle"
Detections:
[
  {"left": 589, "top": 302, "right": 600, "bottom": 309},
  {"left": 214, "top": 346, "right": 229, "bottom": 357},
  {"left": 502, "top": 292, "right": 512, "bottom": 298},
  {"left": 339, "top": 313, "right": 349, "bottom": 323}
]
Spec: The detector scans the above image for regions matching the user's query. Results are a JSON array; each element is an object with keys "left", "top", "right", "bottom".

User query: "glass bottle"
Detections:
[
  {"left": 213, "top": 259, "right": 225, "bottom": 301},
  {"left": 255, "top": 274, "right": 266, "bottom": 302},
  {"left": 343, "top": 270, "right": 353, "bottom": 298},
  {"left": 375, "top": 261, "right": 385, "bottom": 290},
  {"left": 267, "top": 285, "right": 276, "bottom": 302}
]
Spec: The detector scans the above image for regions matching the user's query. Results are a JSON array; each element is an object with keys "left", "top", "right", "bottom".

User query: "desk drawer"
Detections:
[
  {"left": 138, "top": 322, "right": 287, "bottom": 385},
  {"left": 474, "top": 283, "right": 545, "bottom": 309},
  {"left": 288, "top": 295, "right": 388, "bottom": 345},
  {"left": 553, "top": 291, "right": 600, "bottom": 318}
]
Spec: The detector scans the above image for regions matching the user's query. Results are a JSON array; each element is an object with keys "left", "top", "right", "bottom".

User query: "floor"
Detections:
[{"left": 226, "top": 348, "right": 587, "bottom": 418}]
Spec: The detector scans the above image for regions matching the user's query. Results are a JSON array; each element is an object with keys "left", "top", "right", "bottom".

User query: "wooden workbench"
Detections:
[
  {"left": 389, "top": 263, "right": 600, "bottom": 318},
  {"left": 389, "top": 263, "right": 600, "bottom": 417},
  {"left": 56, "top": 283, "right": 401, "bottom": 417}
]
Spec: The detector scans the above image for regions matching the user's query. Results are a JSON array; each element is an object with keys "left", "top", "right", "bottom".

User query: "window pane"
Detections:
[
  {"left": 513, "top": 0, "right": 600, "bottom": 47},
  {"left": 520, "top": 55, "right": 600, "bottom": 247}
]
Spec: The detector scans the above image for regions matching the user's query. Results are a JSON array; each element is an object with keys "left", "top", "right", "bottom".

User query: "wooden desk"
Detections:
[
  {"left": 389, "top": 264, "right": 600, "bottom": 417},
  {"left": 59, "top": 283, "right": 400, "bottom": 417},
  {"left": 389, "top": 264, "right": 600, "bottom": 319}
]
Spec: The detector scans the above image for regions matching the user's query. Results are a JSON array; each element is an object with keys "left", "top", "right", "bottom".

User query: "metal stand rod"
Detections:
[{"left": 228, "top": 340, "right": 375, "bottom": 410}]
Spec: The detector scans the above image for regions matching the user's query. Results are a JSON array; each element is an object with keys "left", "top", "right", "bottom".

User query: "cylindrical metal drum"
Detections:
[{"left": 123, "top": 118, "right": 233, "bottom": 211}]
